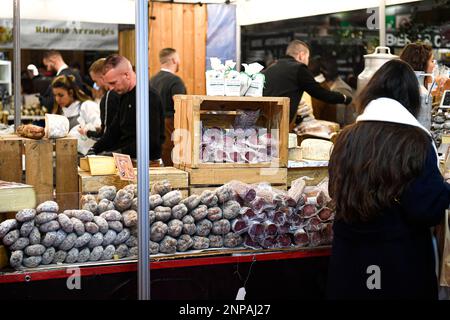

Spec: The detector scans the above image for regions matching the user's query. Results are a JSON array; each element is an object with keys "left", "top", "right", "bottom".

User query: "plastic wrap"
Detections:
[
  {"left": 200, "top": 126, "right": 278, "bottom": 164},
  {"left": 45, "top": 114, "right": 69, "bottom": 139},
  {"left": 221, "top": 177, "right": 335, "bottom": 249}
]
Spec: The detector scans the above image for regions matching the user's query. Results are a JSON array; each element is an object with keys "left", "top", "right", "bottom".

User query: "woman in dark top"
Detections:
[{"left": 327, "top": 59, "right": 450, "bottom": 299}]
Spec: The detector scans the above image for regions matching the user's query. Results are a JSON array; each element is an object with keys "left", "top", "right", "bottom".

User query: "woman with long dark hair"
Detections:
[
  {"left": 51, "top": 75, "right": 100, "bottom": 154},
  {"left": 327, "top": 59, "right": 450, "bottom": 299}
]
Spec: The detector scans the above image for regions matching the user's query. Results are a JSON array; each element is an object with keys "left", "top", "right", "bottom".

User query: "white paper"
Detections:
[{"left": 236, "top": 287, "right": 246, "bottom": 300}]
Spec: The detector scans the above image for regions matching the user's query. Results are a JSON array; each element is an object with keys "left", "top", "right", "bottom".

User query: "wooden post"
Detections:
[
  {"left": 0, "top": 139, "right": 22, "bottom": 182},
  {"left": 24, "top": 139, "right": 53, "bottom": 204},
  {"left": 56, "top": 138, "right": 78, "bottom": 211}
]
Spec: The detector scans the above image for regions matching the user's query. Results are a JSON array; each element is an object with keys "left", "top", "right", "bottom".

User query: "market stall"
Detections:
[{"left": 1, "top": 0, "right": 449, "bottom": 302}]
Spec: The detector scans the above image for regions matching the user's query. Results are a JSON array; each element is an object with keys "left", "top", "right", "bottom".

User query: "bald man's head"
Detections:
[{"left": 103, "top": 54, "right": 136, "bottom": 94}]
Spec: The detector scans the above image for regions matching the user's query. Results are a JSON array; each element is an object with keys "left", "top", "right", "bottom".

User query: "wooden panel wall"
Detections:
[
  {"left": 119, "top": 2, "right": 208, "bottom": 94},
  {"left": 119, "top": 29, "right": 136, "bottom": 67},
  {"left": 119, "top": 2, "right": 207, "bottom": 95},
  {"left": 149, "top": 2, "right": 206, "bottom": 95}
]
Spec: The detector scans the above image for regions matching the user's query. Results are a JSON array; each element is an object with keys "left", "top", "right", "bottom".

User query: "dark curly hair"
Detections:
[{"left": 400, "top": 42, "right": 433, "bottom": 72}]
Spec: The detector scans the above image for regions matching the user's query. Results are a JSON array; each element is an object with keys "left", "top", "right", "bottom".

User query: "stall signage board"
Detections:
[{"left": 0, "top": 19, "right": 118, "bottom": 50}]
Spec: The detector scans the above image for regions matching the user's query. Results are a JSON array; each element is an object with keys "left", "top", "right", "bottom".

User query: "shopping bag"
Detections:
[{"left": 437, "top": 209, "right": 450, "bottom": 287}]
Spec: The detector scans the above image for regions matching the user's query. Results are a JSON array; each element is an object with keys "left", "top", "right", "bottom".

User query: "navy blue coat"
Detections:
[{"left": 327, "top": 144, "right": 450, "bottom": 300}]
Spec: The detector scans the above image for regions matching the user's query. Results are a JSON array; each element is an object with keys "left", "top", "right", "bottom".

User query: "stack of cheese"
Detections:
[{"left": 288, "top": 133, "right": 302, "bottom": 161}]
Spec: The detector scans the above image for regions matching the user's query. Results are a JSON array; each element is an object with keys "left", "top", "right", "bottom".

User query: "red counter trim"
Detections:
[{"left": 0, "top": 247, "right": 331, "bottom": 284}]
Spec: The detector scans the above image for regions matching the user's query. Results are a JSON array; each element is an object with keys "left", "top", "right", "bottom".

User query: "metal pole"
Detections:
[
  {"left": 379, "top": 0, "right": 386, "bottom": 47},
  {"left": 235, "top": 11, "right": 241, "bottom": 72},
  {"left": 13, "top": 0, "right": 21, "bottom": 127},
  {"left": 136, "top": 0, "right": 150, "bottom": 300}
]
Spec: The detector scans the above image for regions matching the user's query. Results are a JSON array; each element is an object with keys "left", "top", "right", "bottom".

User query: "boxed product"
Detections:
[
  {"left": 240, "top": 63, "right": 265, "bottom": 97},
  {"left": 206, "top": 57, "right": 225, "bottom": 96}
]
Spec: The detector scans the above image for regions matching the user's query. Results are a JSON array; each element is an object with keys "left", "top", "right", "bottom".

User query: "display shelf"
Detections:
[
  {"left": 0, "top": 60, "right": 11, "bottom": 96},
  {"left": 7, "top": 115, "right": 45, "bottom": 121},
  {"left": 0, "top": 246, "right": 331, "bottom": 284}
]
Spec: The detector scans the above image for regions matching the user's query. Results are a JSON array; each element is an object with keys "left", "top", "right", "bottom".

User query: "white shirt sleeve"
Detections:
[{"left": 77, "top": 100, "right": 101, "bottom": 131}]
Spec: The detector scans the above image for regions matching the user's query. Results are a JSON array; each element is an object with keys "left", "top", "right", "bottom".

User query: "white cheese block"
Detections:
[
  {"left": 300, "top": 139, "right": 333, "bottom": 161},
  {"left": 288, "top": 133, "right": 298, "bottom": 148},
  {"left": 86, "top": 156, "right": 117, "bottom": 175}
]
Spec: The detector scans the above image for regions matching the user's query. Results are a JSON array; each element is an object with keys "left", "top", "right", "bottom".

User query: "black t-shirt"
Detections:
[
  {"left": 87, "top": 90, "right": 120, "bottom": 139},
  {"left": 263, "top": 56, "right": 345, "bottom": 122},
  {"left": 150, "top": 70, "right": 186, "bottom": 117},
  {"left": 93, "top": 85, "right": 165, "bottom": 160}
]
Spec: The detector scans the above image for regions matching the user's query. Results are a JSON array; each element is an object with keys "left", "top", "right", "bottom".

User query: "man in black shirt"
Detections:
[
  {"left": 81, "top": 58, "right": 120, "bottom": 139},
  {"left": 150, "top": 48, "right": 187, "bottom": 166},
  {"left": 263, "top": 40, "right": 352, "bottom": 129},
  {"left": 39, "top": 50, "right": 91, "bottom": 111},
  {"left": 92, "top": 55, "right": 165, "bottom": 162}
]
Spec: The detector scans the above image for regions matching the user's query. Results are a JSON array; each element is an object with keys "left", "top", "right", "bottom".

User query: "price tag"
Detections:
[{"left": 113, "top": 153, "right": 136, "bottom": 181}]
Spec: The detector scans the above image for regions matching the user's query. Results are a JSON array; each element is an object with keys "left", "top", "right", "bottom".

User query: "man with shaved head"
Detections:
[
  {"left": 91, "top": 54, "right": 165, "bottom": 163},
  {"left": 263, "top": 40, "right": 352, "bottom": 129}
]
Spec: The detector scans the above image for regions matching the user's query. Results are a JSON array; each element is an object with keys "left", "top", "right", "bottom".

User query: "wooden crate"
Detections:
[
  {"left": 186, "top": 167, "right": 287, "bottom": 195},
  {"left": 190, "top": 183, "right": 287, "bottom": 196},
  {"left": 287, "top": 166, "right": 329, "bottom": 187},
  {"left": 0, "top": 135, "right": 78, "bottom": 211},
  {"left": 173, "top": 95, "right": 289, "bottom": 170},
  {"left": 79, "top": 167, "right": 189, "bottom": 202}
]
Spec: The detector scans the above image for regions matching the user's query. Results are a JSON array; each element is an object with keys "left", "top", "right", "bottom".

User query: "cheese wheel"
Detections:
[{"left": 300, "top": 139, "right": 333, "bottom": 161}]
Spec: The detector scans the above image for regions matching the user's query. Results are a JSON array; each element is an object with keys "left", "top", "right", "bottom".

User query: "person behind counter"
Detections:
[
  {"left": 400, "top": 42, "right": 436, "bottom": 129},
  {"left": 262, "top": 40, "right": 352, "bottom": 130},
  {"left": 150, "top": 48, "right": 187, "bottom": 167},
  {"left": 90, "top": 54, "right": 165, "bottom": 165},
  {"left": 40, "top": 50, "right": 91, "bottom": 110},
  {"left": 78, "top": 58, "right": 120, "bottom": 141},
  {"left": 51, "top": 75, "right": 101, "bottom": 155},
  {"left": 327, "top": 59, "right": 450, "bottom": 300}
]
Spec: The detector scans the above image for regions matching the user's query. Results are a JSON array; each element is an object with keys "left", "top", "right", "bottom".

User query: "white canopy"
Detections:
[
  {"left": 0, "top": 0, "right": 422, "bottom": 25},
  {"left": 0, "top": 0, "right": 136, "bottom": 24},
  {"left": 236, "top": 0, "right": 423, "bottom": 26}
]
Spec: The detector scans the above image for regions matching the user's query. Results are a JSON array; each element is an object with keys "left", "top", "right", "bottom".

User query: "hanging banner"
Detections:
[
  {"left": 206, "top": 4, "right": 237, "bottom": 70},
  {"left": 0, "top": 19, "right": 118, "bottom": 50}
]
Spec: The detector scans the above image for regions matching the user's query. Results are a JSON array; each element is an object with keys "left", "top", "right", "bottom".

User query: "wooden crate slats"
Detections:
[
  {"left": 287, "top": 167, "right": 329, "bottom": 187},
  {"left": 79, "top": 167, "right": 189, "bottom": 195},
  {"left": 0, "top": 139, "right": 22, "bottom": 182},
  {"left": 55, "top": 138, "right": 79, "bottom": 211},
  {"left": 0, "top": 135, "right": 78, "bottom": 207},
  {"left": 173, "top": 95, "right": 289, "bottom": 170},
  {"left": 24, "top": 139, "right": 53, "bottom": 204},
  {"left": 187, "top": 167, "right": 287, "bottom": 186}
]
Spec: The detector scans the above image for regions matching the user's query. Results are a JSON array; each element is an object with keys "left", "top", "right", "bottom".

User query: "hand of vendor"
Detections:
[
  {"left": 343, "top": 94, "right": 352, "bottom": 105},
  {"left": 78, "top": 126, "right": 88, "bottom": 136}
]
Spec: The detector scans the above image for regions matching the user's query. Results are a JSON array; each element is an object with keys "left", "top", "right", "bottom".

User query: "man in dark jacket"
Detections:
[
  {"left": 81, "top": 58, "right": 120, "bottom": 139},
  {"left": 150, "top": 48, "right": 187, "bottom": 166},
  {"left": 92, "top": 54, "right": 165, "bottom": 162},
  {"left": 263, "top": 40, "right": 352, "bottom": 128},
  {"left": 39, "top": 50, "right": 91, "bottom": 111}
]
